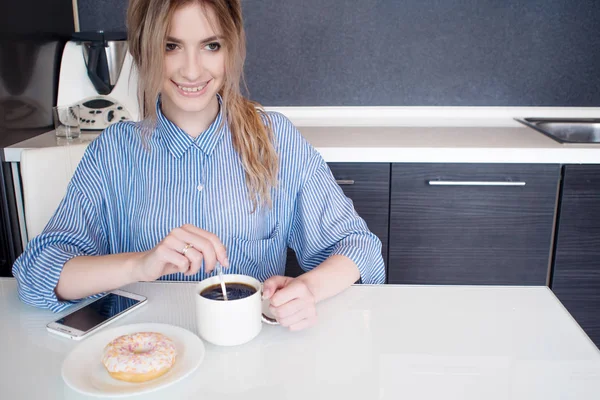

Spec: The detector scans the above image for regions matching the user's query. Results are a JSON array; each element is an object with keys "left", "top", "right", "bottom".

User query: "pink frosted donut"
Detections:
[{"left": 101, "top": 332, "right": 177, "bottom": 382}]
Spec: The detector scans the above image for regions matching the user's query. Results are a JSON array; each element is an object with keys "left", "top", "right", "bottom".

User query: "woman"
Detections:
[{"left": 13, "top": 0, "right": 385, "bottom": 331}]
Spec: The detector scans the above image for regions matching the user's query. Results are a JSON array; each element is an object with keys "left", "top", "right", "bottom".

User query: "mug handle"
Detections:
[
  {"left": 261, "top": 284, "right": 280, "bottom": 325},
  {"left": 262, "top": 314, "right": 279, "bottom": 325}
]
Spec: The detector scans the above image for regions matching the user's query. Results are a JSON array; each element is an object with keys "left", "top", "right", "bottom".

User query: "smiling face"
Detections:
[{"left": 161, "top": 2, "right": 226, "bottom": 132}]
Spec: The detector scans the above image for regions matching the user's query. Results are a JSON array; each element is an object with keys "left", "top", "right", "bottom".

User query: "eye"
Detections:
[
  {"left": 205, "top": 42, "right": 221, "bottom": 51},
  {"left": 165, "top": 43, "right": 178, "bottom": 52}
]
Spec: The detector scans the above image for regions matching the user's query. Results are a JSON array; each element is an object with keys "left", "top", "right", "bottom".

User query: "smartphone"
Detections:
[{"left": 46, "top": 289, "right": 147, "bottom": 340}]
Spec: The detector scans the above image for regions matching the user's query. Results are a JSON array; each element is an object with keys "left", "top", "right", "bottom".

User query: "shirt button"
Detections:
[{"left": 197, "top": 184, "right": 204, "bottom": 192}]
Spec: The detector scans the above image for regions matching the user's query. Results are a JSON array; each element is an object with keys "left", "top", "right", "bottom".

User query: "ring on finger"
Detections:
[{"left": 181, "top": 243, "right": 194, "bottom": 256}]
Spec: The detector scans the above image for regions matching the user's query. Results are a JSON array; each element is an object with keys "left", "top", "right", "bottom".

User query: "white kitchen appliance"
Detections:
[{"left": 57, "top": 32, "right": 139, "bottom": 131}]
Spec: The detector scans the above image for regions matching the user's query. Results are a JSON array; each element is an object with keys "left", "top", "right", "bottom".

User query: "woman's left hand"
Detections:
[{"left": 262, "top": 276, "right": 317, "bottom": 331}]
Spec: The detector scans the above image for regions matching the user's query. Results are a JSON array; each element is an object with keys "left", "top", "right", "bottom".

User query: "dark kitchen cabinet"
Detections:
[
  {"left": 388, "top": 163, "right": 560, "bottom": 285},
  {"left": 285, "top": 163, "right": 390, "bottom": 278},
  {"left": 0, "top": 163, "right": 23, "bottom": 277},
  {"left": 0, "top": 0, "right": 75, "bottom": 276},
  {"left": 551, "top": 165, "right": 600, "bottom": 349}
]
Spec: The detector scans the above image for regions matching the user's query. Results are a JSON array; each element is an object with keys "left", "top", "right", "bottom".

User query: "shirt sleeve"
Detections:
[
  {"left": 288, "top": 154, "right": 386, "bottom": 284},
  {"left": 12, "top": 146, "right": 110, "bottom": 312}
]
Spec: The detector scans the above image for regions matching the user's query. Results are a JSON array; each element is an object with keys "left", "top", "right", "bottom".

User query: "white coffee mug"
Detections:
[{"left": 195, "top": 274, "right": 278, "bottom": 346}]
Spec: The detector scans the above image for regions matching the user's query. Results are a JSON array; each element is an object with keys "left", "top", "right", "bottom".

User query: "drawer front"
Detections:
[
  {"left": 389, "top": 163, "right": 560, "bottom": 285},
  {"left": 552, "top": 165, "right": 600, "bottom": 348},
  {"left": 286, "top": 163, "right": 390, "bottom": 277}
]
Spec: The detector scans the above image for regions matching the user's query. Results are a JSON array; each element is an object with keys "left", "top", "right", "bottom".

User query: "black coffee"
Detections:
[{"left": 200, "top": 282, "right": 257, "bottom": 301}]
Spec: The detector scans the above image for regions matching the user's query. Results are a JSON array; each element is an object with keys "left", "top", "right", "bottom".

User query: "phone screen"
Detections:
[{"left": 55, "top": 293, "right": 142, "bottom": 333}]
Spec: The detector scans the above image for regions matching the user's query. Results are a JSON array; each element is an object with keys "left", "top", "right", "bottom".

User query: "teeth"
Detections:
[{"left": 177, "top": 83, "right": 207, "bottom": 92}]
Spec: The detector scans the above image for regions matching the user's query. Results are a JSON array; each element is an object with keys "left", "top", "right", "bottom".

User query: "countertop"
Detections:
[
  {"left": 4, "top": 122, "right": 600, "bottom": 164},
  {"left": 1, "top": 278, "right": 599, "bottom": 399}
]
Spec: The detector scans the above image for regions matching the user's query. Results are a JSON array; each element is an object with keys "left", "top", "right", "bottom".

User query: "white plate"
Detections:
[{"left": 61, "top": 323, "right": 205, "bottom": 397}]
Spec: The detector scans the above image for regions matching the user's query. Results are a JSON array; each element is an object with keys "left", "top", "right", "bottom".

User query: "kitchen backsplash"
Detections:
[{"left": 76, "top": 0, "right": 600, "bottom": 107}]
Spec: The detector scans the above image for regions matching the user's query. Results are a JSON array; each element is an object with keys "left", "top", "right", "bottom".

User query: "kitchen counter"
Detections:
[
  {"left": 4, "top": 123, "right": 600, "bottom": 164},
  {"left": 300, "top": 125, "right": 600, "bottom": 163},
  {"left": 1, "top": 278, "right": 599, "bottom": 399}
]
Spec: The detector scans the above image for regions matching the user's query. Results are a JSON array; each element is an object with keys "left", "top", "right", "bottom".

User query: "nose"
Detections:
[{"left": 180, "top": 48, "right": 203, "bottom": 81}]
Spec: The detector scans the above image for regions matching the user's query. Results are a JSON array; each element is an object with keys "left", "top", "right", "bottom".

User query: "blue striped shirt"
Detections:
[{"left": 13, "top": 98, "right": 386, "bottom": 311}]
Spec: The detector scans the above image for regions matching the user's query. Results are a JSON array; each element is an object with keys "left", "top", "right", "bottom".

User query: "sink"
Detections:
[{"left": 515, "top": 118, "right": 600, "bottom": 144}]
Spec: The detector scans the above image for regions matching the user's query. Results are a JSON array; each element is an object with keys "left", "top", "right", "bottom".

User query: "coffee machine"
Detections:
[{"left": 57, "top": 32, "right": 139, "bottom": 131}]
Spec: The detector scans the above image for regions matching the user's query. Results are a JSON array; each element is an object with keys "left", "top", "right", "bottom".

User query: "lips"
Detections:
[
  {"left": 171, "top": 80, "right": 211, "bottom": 96},
  {"left": 177, "top": 83, "right": 206, "bottom": 92}
]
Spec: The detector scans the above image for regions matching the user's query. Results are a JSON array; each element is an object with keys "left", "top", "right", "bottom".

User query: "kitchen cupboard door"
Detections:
[
  {"left": 285, "top": 163, "right": 390, "bottom": 278},
  {"left": 551, "top": 165, "right": 600, "bottom": 349},
  {"left": 389, "top": 163, "right": 560, "bottom": 285},
  {"left": 0, "top": 163, "right": 22, "bottom": 277}
]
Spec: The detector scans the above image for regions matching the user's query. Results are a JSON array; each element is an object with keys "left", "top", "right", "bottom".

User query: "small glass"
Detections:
[{"left": 53, "top": 105, "right": 81, "bottom": 139}]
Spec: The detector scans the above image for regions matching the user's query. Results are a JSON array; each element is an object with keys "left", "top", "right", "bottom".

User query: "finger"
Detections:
[
  {"left": 170, "top": 227, "right": 212, "bottom": 254},
  {"left": 181, "top": 224, "right": 229, "bottom": 267},
  {"left": 161, "top": 254, "right": 189, "bottom": 275},
  {"left": 155, "top": 240, "right": 190, "bottom": 273},
  {"left": 162, "top": 235, "right": 196, "bottom": 258},
  {"left": 201, "top": 248, "right": 218, "bottom": 275},
  {"left": 277, "top": 306, "right": 317, "bottom": 328},
  {"left": 288, "top": 315, "right": 318, "bottom": 332},
  {"left": 183, "top": 247, "right": 203, "bottom": 276},
  {"left": 170, "top": 228, "right": 216, "bottom": 271},
  {"left": 164, "top": 263, "right": 183, "bottom": 276},
  {"left": 270, "top": 280, "right": 311, "bottom": 307},
  {"left": 262, "top": 275, "right": 291, "bottom": 300},
  {"left": 269, "top": 297, "right": 307, "bottom": 320},
  {"left": 175, "top": 255, "right": 190, "bottom": 273}
]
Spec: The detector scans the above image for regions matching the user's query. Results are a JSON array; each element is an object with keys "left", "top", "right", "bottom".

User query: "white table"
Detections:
[{"left": 1, "top": 278, "right": 599, "bottom": 399}]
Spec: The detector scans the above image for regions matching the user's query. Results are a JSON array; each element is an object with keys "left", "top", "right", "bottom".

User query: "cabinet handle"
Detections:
[
  {"left": 428, "top": 180, "right": 526, "bottom": 187},
  {"left": 336, "top": 179, "right": 355, "bottom": 185}
]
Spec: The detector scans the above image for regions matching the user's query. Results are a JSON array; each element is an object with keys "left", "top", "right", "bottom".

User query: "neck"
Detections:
[{"left": 160, "top": 96, "right": 220, "bottom": 138}]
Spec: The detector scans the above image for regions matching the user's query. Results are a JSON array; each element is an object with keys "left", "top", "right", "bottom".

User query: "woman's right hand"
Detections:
[{"left": 132, "top": 224, "right": 228, "bottom": 282}]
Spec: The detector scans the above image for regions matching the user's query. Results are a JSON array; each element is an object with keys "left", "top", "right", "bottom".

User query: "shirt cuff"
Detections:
[
  {"left": 15, "top": 245, "right": 86, "bottom": 312},
  {"left": 330, "top": 234, "right": 386, "bottom": 284}
]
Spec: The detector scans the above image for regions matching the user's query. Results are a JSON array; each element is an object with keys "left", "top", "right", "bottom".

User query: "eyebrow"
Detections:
[{"left": 166, "top": 35, "right": 223, "bottom": 44}]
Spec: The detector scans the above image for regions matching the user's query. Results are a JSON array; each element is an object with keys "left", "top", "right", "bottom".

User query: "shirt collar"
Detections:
[{"left": 155, "top": 94, "right": 226, "bottom": 158}]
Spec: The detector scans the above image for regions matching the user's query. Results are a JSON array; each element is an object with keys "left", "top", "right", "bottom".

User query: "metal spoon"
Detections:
[{"left": 215, "top": 261, "right": 228, "bottom": 301}]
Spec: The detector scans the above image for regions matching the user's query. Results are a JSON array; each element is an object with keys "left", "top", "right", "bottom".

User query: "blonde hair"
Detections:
[{"left": 127, "top": 0, "right": 278, "bottom": 211}]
